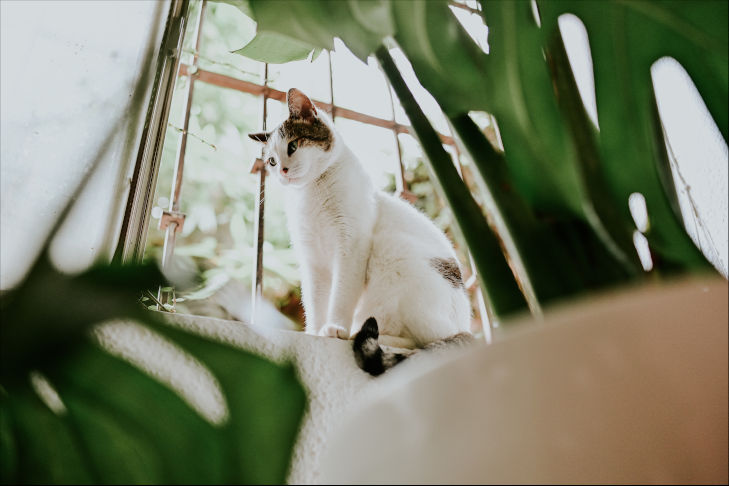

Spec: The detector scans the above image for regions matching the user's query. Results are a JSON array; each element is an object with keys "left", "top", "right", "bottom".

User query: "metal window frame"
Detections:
[{"left": 115, "top": 0, "right": 191, "bottom": 264}]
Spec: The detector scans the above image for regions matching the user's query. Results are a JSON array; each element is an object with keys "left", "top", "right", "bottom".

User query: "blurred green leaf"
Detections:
[
  {"left": 377, "top": 47, "right": 528, "bottom": 317},
  {"left": 3, "top": 383, "right": 94, "bottom": 484},
  {"left": 247, "top": 0, "right": 386, "bottom": 61},
  {"left": 1, "top": 258, "right": 306, "bottom": 484},
  {"left": 214, "top": 0, "right": 253, "bottom": 19},
  {"left": 234, "top": 31, "right": 316, "bottom": 64},
  {"left": 150, "top": 322, "right": 306, "bottom": 484},
  {"left": 536, "top": 0, "right": 723, "bottom": 269},
  {"left": 0, "top": 258, "right": 166, "bottom": 382},
  {"left": 391, "top": 0, "right": 492, "bottom": 115}
]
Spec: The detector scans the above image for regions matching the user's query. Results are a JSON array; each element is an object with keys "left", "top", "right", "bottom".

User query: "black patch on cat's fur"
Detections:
[
  {"left": 430, "top": 257, "right": 464, "bottom": 288},
  {"left": 280, "top": 117, "right": 332, "bottom": 151},
  {"left": 352, "top": 319, "right": 475, "bottom": 376},
  {"left": 353, "top": 317, "right": 407, "bottom": 377}
]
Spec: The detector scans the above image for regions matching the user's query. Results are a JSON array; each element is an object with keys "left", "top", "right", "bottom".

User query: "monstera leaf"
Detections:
[
  {"left": 234, "top": 30, "right": 319, "bottom": 64},
  {"left": 536, "top": 0, "right": 725, "bottom": 269},
  {"left": 240, "top": 0, "right": 391, "bottom": 62},
  {"left": 0, "top": 258, "right": 306, "bottom": 484},
  {"left": 376, "top": 47, "right": 529, "bottom": 316}
]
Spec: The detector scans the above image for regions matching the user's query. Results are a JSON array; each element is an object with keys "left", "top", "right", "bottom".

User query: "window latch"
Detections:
[{"left": 159, "top": 210, "right": 186, "bottom": 233}]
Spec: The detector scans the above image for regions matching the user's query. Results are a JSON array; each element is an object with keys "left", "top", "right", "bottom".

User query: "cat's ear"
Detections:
[
  {"left": 248, "top": 131, "right": 271, "bottom": 143},
  {"left": 287, "top": 88, "right": 317, "bottom": 121}
]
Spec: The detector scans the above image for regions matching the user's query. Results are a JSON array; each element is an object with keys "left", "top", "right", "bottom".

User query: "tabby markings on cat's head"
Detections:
[
  {"left": 247, "top": 89, "right": 332, "bottom": 147},
  {"left": 277, "top": 117, "right": 332, "bottom": 152}
]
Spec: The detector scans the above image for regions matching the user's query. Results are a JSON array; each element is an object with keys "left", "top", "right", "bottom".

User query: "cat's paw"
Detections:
[{"left": 319, "top": 324, "right": 350, "bottom": 340}]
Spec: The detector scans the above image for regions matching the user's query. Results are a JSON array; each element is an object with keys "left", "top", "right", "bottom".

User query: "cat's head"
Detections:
[{"left": 248, "top": 88, "right": 336, "bottom": 188}]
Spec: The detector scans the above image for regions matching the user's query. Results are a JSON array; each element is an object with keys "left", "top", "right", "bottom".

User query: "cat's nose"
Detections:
[{"left": 282, "top": 167, "right": 289, "bottom": 174}]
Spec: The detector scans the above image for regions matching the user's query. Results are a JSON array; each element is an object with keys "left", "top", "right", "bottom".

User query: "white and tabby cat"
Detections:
[{"left": 249, "top": 88, "right": 473, "bottom": 375}]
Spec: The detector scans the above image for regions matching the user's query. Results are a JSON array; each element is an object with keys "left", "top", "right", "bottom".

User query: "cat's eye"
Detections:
[
  {"left": 287, "top": 140, "right": 298, "bottom": 157},
  {"left": 268, "top": 157, "right": 276, "bottom": 167}
]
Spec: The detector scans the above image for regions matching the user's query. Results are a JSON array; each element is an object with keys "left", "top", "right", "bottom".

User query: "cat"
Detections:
[{"left": 249, "top": 88, "right": 474, "bottom": 376}]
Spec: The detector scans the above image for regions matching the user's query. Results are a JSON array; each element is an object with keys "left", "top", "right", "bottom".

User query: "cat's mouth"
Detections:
[{"left": 280, "top": 173, "right": 303, "bottom": 186}]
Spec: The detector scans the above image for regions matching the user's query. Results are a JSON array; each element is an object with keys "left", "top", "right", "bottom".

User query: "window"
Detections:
[{"left": 140, "top": 0, "right": 492, "bottom": 337}]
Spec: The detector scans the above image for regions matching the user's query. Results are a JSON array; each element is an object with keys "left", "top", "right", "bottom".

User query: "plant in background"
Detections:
[{"left": 229, "top": 0, "right": 726, "bottom": 319}]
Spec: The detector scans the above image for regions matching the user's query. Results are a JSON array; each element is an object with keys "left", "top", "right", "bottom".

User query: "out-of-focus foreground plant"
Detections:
[{"left": 0, "top": 256, "right": 305, "bottom": 484}]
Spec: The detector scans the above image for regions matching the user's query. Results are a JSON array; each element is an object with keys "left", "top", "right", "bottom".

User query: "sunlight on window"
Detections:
[
  {"left": 331, "top": 39, "right": 392, "bottom": 119},
  {"left": 269, "top": 51, "right": 331, "bottom": 104},
  {"left": 335, "top": 118, "right": 399, "bottom": 190},
  {"left": 388, "top": 48, "right": 451, "bottom": 134},
  {"left": 449, "top": 4, "right": 489, "bottom": 54}
]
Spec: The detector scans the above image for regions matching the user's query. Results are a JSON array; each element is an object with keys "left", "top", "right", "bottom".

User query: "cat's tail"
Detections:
[
  {"left": 353, "top": 317, "right": 478, "bottom": 376},
  {"left": 352, "top": 317, "right": 409, "bottom": 376}
]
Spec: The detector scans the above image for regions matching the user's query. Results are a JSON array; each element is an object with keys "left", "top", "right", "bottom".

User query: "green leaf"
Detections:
[
  {"left": 347, "top": 0, "right": 395, "bottom": 38},
  {"left": 247, "top": 0, "right": 385, "bottom": 62},
  {"left": 391, "top": 0, "right": 493, "bottom": 115},
  {"left": 479, "top": 0, "right": 584, "bottom": 215},
  {"left": 3, "top": 318, "right": 306, "bottom": 484},
  {"left": 45, "top": 344, "right": 223, "bottom": 484},
  {"left": 3, "top": 382, "right": 94, "bottom": 484},
  {"left": 376, "top": 46, "right": 528, "bottom": 318},
  {"left": 149, "top": 322, "right": 306, "bottom": 484},
  {"left": 234, "top": 31, "right": 316, "bottom": 64},
  {"left": 0, "top": 258, "right": 166, "bottom": 383},
  {"left": 213, "top": 0, "right": 253, "bottom": 19},
  {"left": 0, "top": 395, "right": 19, "bottom": 484},
  {"left": 537, "top": 0, "right": 722, "bottom": 269},
  {"left": 1, "top": 254, "right": 306, "bottom": 483}
]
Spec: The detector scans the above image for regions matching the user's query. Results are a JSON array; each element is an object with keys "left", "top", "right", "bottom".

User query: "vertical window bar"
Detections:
[
  {"left": 116, "top": 0, "right": 189, "bottom": 263},
  {"left": 385, "top": 82, "right": 416, "bottom": 203},
  {"left": 157, "top": 0, "right": 207, "bottom": 310},
  {"left": 328, "top": 50, "right": 337, "bottom": 119},
  {"left": 250, "top": 63, "right": 269, "bottom": 324},
  {"left": 448, "top": 135, "right": 495, "bottom": 343}
]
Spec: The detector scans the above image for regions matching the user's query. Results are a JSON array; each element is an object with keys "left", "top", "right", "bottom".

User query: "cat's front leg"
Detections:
[
  {"left": 324, "top": 240, "right": 369, "bottom": 339},
  {"left": 301, "top": 263, "right": 331, "bottom": 335}
]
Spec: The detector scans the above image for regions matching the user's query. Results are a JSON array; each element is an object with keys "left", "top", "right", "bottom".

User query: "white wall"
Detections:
[{"left": 0, "top": 0, "right": 169, "bottom": 289}]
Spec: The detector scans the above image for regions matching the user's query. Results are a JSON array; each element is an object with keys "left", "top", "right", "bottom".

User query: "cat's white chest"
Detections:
[{"left": 284, "top": 189, "right": 343, "bottom": 259}]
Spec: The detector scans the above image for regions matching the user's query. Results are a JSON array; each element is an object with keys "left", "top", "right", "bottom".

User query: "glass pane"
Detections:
[
  {"left": 331, "top": 40, "right": 392, "bottom": 120},
  {"left": 335, "top": 118, "right": 399, "bottom": 191},
  {"left": 268, "top": 52, "right": 331, "bottom": 105},
  {"left": 196, "top": 2, "right": 260, "bottom": 83},
  {"left": 388, "top": 47, "right": 451, "bottom": 135},
  {"left": 266, "top": 97, "right": 287, "bottom": 128}
]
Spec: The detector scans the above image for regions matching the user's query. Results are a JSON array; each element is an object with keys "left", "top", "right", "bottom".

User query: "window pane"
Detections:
[
  {"left": 335, "top": 118, "right": 399, "bottom": 191},
  {"left": 388, "top": 47, "right": 451, "bottom": 135},
  {"left": 196, "top": 2, "right": 260, "bottom": 83},
  {"left": 331, "top": 40, "right": 392, "bottom": 120},
  {"left": 268, "top": 52, "right": 331, "bottom": 105}
]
